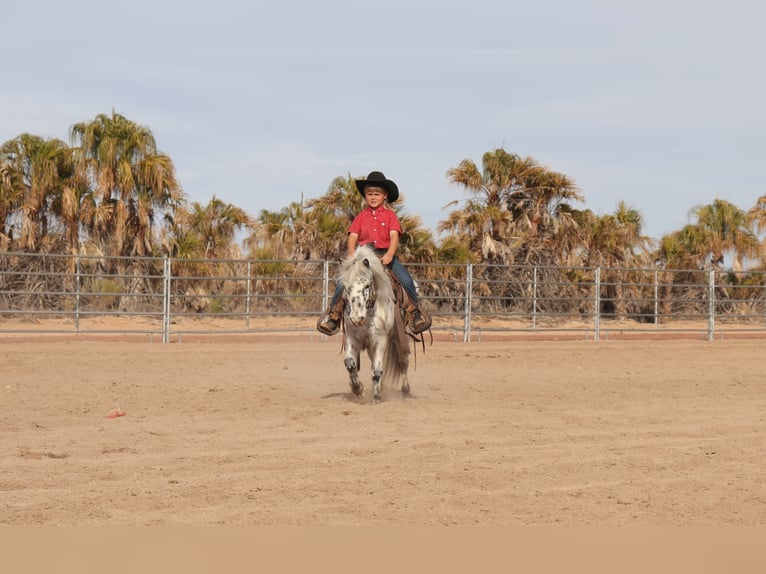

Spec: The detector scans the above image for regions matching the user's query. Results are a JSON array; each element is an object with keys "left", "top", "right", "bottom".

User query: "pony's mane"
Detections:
[{"left": 338, "top": 245, "right": 394, "bottom": 300}]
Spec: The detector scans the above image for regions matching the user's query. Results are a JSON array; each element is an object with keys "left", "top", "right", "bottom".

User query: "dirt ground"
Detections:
[{"left": 1, "top": 329, "right": 765, "bottom": 526}]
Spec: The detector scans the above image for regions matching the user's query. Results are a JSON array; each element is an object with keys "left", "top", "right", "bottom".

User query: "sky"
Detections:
[{"left": 2, "top": 0, "right": 765, "bottom": 244}]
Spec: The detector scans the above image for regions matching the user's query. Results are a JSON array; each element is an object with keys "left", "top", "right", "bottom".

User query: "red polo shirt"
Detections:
[{"left": 348, "top": 206, "right": 402, "bottom": 249}]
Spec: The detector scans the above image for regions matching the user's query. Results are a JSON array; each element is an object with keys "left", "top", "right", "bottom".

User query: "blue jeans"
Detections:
[{"left": 330, "top": 255, "right": 418, "bottom": 306}]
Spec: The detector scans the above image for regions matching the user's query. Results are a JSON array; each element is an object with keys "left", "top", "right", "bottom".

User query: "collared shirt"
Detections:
[{"left": 348, "top": 205, "right": 402, "bottom": 249}]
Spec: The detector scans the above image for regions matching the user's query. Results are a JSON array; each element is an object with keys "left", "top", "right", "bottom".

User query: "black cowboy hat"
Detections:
[{"left": 355, "top": 171, "right": 399, "bottom": 202}]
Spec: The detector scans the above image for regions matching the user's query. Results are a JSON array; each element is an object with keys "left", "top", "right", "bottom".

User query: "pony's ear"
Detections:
[{"left": 363, "top": 258, "right": 370, "bottom": 268}]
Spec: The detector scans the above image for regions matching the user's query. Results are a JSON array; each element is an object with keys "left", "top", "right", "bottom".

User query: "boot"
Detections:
[
  {"left": 317, "top": 298, "right": 345, "bottom": 335},
  {"left": 407, "top": 304, "right": 431, "bottom": 335}
]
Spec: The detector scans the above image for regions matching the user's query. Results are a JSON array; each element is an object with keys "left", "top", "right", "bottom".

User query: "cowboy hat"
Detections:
[{"left": 355, "top": 171, "right": 399, "bottom": 202}]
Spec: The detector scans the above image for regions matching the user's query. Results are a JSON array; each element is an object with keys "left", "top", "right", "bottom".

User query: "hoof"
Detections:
[
  {"left": 401, "top": 383, "right": 411, "bottom": 396},
  {"left": 350, "top": 382, "right": 364, "bottom": 397}
]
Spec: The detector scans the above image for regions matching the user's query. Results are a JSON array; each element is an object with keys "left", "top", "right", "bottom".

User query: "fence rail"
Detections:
[{"left": 1, "top": 252, "right": 765, "bottom": 342}]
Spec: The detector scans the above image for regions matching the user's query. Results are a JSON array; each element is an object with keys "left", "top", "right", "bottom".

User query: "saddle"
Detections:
[
  {"left": 383, "top": 267, "right": 433, "bottom": 347},
  {"left": 317, "top": 249, "right": 432, "bottom": 347}
]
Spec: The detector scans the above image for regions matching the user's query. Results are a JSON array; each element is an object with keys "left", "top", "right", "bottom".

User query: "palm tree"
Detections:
[
  {"left": 657, "top": 225, "right": 711, "bottom": 269},
  {"left": 0, "top": 133, "right": 79, "bottom": 252},
  {"left": 443, "top": 147, "right": 584, "bottom": 265},
  {"left": 575, "top": 202, "right": 651, "bottom": 319},
  {"left": 578, "top": 201, "right": 649, "bottom": 269},
  {"left": 747, "top": 194, "right": 766, "bottom": 236},
  {"left": 305, "top": 173, "right": 362, "bottom": 224},
  {"left": 443, "top": 149, "right": 521, "bottom": 260},
  {"left": 247, "top": 204, "right": 300, "bottom": 260},
  {"left": 396, "top": 212, "right": 437, "bottom": 264},
  {"left": 298, "top": 174, "right": 364, "bottom": 260},
  {"left": 161, "top": 197, "right": 251, "bottom": 312},
  {"left": 507, "top": 165, "right": 583, "bottom": 265},
  {"left": 174, "top": 196, "right": 250, "bottom": 259},
  {"left": 0, "top": 151, "right": 23, "bottom": 248},
  {"left": 747, "top": 195, "right": 766, "bottom": 275},
  {"left": 691, "top": 199, "right": 761, "bottom": 270},
  {"left": 69, "top": 111, "right": 184, "bottom": 260},
  {"left": 245, "top": 177, "right": 356, "bottom": 263}
]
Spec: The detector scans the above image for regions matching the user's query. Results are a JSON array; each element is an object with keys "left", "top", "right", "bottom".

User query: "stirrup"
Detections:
[
  {"left": 408, "top": 308, "right": 431, "bottom": 335},
  {"left": 316, "top": 314, "right": 339, "bottom": 335}
]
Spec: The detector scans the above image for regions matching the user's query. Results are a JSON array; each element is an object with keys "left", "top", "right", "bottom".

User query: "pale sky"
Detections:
[{"left": 3, "top": 0, "right": 764, "bottom": 242}]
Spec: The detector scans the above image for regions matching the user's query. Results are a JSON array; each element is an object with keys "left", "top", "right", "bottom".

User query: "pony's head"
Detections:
[{"left": 339, "top": 245, "right": 392, "bottom": 326}]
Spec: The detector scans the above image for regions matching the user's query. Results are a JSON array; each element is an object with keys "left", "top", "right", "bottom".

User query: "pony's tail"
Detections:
[{"left": 382, "top": 310, "right": 411, "bottom": 385}]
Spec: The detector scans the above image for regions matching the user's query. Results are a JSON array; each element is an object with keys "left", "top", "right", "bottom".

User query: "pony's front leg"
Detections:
[
  {"left": 344, "top": 345, "right": 363, "bottom": 398},
  {"left": 370, "top": 341, "right": 387, "bottom": 401}
]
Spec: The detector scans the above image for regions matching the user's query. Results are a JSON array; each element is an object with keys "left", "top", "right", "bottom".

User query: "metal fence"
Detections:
[{"left": 1, "top": 251, "right": 765, "bottom": 342}]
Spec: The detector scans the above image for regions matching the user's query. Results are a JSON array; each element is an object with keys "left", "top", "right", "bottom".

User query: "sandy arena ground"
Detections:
[{"left": 1, "top": 331, "right": 765, "bottom": 526}]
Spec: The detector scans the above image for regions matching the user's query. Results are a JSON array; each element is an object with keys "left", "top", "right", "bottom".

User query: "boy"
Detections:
[{"left": 317, "top": 170, "right": 429, "bottom": 335}]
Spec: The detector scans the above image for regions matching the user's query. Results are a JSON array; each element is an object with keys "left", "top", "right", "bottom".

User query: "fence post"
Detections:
[
  {"left": 162, "top": 256, "right": 170, "bottom": 344},
  {"left": 594, "top": 267, "right": 601, "bottom": 341},
  {"left": 322, "top": 260, "right": 330, "bottom": 311},
  {"left": 75, "top": 255, "right": 81, "bottom": 333},
  {"left": 465, "top": 263, "right": 473, "bottom": 343},
  {"left": 245, "top": 261, "right": 252, "bottom": 331},
  {"left": 654, "top": 269, "right": 659, "bottom": 326},
  {"left": 532, "top": 266, "right": 538, "bottom": 330},
  {"left": 708, "top": 268, "right": 715, "bottom": 341}
]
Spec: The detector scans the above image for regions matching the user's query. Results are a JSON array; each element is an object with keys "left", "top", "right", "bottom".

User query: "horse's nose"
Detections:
[{"left": 350, "top": 316, "right": 366, "bottom": 326}]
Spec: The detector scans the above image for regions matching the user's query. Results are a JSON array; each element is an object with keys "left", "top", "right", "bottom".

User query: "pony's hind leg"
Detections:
[
  {"left": 399, "top": 348, "right": 411, "bottom": 396},
  {"left": 401, "top": 374, "right": 410, "bottom": 396},
  {"left": 344, "top": 351, "right": 364, "bottom": 397}
]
